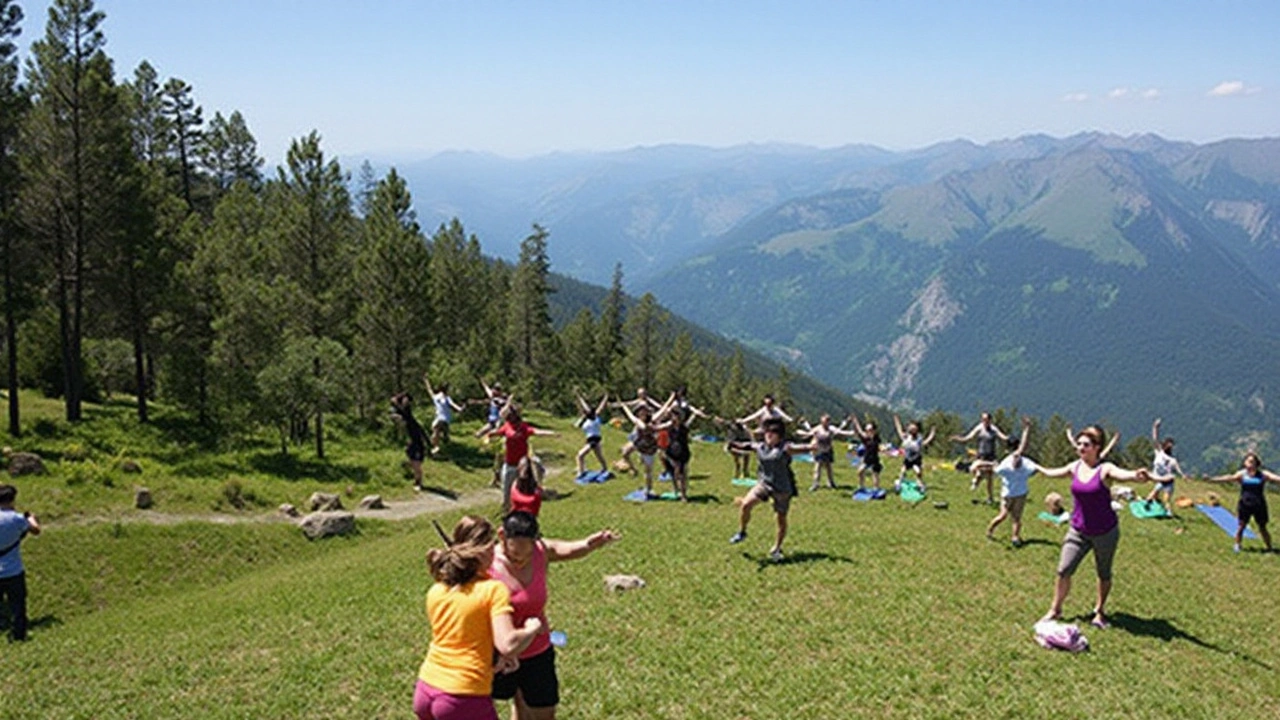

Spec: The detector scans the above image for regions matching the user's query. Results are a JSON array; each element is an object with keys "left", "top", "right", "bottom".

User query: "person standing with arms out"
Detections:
[
  {"left": 1037, "top": 426, "right": 1156, "bottom": 629},
  {"left": 1145, "top": 418, "right": 1186, "bottom": 513},
  {"left": 424, "top": 374, "right": 466, "bottom": 457},
  {"left": 613, "top": 388, "right": 662, "bottom": 474},
  {"left": 572, "top": 391, "right": 610, "bottom": 477},
  {"left": 392, "top": 393, "right": 428, "bottom": 492},
  {"left": 1205, "top": 452, "right": 1279, "bottom": 553},
  {"left": 490, "top": 511, "right": 620, "bottom": 720},
  {"left": 973, "top": 417, "right": 1036, "bottom": 546},
  {"left": 0, "top": 484, "right": 41, "bottom": 642},
  {"left": 797, "top": 414, "right": 856, "bottom": 491},
  {"left": 728, "top": 417, "right": 810, "bottom": 561},
  {"left": 848, "top": 413, "right": 885, "bottom": 492},
  {"left": 951, "top": 412, "right": 1009, "bottom": 505},
  {"left": 483, "top": 405, "right": 558, "bottom": 514},
  {"left": 414, "top": 515, "right": 543, "bottom": 720},
  {"left": 620, "top": 403, "right": 662, "bottom": 498},
  {"left": 893, "top": 415, "right": 937, "bottom": 488}
]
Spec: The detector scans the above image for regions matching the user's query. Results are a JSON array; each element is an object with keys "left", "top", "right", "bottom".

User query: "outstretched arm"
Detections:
[
  {"left": 893, "top": 415, "right": 907, "bottom": 442},
  {"left": 546, "top": 530, "right": 621, "bottom": 562},
  {"left": 950, "top": 424, "right": 980, "bottom": 443},
  {"left": 1037, "top": 461, "right": 1075, "bottom": 479},
  {"left": 1103, "top": 462, "right": 1151, "bottom": 483},
  {"left": 1100, "top": 431, "right": 1120, "bottom": 460},
  {"left": 1152, "top": 417, "right": 1162, "bottom": 446},
  {"left": 1263, "top": 469, "right": 1280, "bottom": 486},
  {"left": 594, "top": 393, "right": 610, "bottom": 418},
  {"left": 776, "top": 407, "right": 795, "bottom": 423},
  {"left": 421, "top": 372, "right": 435, "bottom": 396},
  {"left": 738, "top": 407, "right": 767, "bottom": 425},
  {"left": 921, "top": 427, "right": 937, "bottom": 447},
  {"left": 1015, "top": 417, "right": 1031, "bottom": 456},
  {"left": 1205, "top": 470, "right": 1243, "bottom": 484}
]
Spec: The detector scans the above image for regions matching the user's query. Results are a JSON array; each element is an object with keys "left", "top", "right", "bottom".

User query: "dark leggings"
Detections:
[{"left": 0, "top": 572, "right": 28, "bottom": 641}]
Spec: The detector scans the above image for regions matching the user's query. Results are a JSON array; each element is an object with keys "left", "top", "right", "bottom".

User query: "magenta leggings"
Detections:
[{"left": 413, "top": 680, "right": 498, "bottom": 720}]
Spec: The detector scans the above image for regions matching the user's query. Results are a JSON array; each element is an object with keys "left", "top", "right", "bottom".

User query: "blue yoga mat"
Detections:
[
  {"left": 1196, "top": 504, "right": 1259, "bottom": 540},
  {"left": 623, "top": 489, "right": 678, "bottom": 502},
  {"left": 574, "top": 470, "right": 613, "bottom": 485},
  {"left": 852, "top": 488, "right": 887, "bottom": 501}
]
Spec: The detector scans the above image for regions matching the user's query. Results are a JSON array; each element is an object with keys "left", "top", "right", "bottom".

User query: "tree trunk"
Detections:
[
  {"left": 133, "top": 318, "right": 148, "bottom": 423},
  {"left": 4, "top": 238, "right": 18, "bottom": 437}
]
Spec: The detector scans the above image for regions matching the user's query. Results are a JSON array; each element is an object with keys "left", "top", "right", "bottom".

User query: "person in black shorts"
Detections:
[
  {"left": 849, "top": 413, "right": 885, "bottom": 491},
  {"left": 1206, "top": 452, "right": 1279, "bottom": 552},
  {"left": 391, "top": 393, "right": 427, "bottom": 491}
]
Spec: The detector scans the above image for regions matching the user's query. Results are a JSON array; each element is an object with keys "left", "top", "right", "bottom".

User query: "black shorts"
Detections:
[
  {"left": 977, "top": 450, "right": 997, "bottom": 462},
  {"left": 406, "top": 443, "right": 425, "bottom": 462},
  {"left": 903, "top": 456, "right": 922, "bottom": 471},
  {"left": 492, "top": 646, "right": 559, "bottom": 708},
  {"left": 863, "top": 457, "right": 883, "bottom": 473},
  {"left": 815, "top": 450, "right": 834, "bottom": 464},
  {"left": 1239, "top": 500, "right": 1269, "bottom": 528},
  {"left": 585, "top": 436, "right": 601, "bottom": 448}
]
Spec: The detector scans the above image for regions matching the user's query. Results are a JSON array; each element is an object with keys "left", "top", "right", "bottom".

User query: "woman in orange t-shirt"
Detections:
[{"left": 415, "top": 516, "right": 543, "bottom": 720}]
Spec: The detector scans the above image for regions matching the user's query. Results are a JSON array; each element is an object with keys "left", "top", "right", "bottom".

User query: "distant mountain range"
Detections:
[{"left": 382, "top": 134, "right": 1280, "bottom": 466}]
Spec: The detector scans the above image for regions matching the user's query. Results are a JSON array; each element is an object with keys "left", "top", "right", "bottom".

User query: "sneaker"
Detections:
[
  {"left": 729, "top": 531, "right": 747, "bottom": 544},
  {"left": 809, "top": 483, "right": 819, "bottom": 492},
  {"left": 1233, "top": 543, "right": 1242, "bottom": 553},
  {"left": 970, "top": 477, "right": 979, "bottom": 491},
  {"left": 768, "top": 548, "right": 785, "bottom": 562}
]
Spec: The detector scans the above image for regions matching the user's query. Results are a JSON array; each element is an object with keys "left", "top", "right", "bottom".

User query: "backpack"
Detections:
[{"left": 1033, "top": 619, "right": 1089, "bottom": 652}]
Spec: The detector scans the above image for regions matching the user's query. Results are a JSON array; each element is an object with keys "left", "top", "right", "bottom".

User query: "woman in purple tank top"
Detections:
[{"left": 1036, "top": 425, "right": 1160, "bottom": 629}]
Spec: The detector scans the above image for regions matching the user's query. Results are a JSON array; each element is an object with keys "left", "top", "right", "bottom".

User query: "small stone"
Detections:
[
  {"left": 299, "top": 511, "right": 355, "bottom": 540},
  {"left": 279, "top": 503, "right": 300, "bottom": 518},
  {"left": 308, "top": 492, "right": 343, "bottom": 512},
  {"left": 7, "top": 452, "right": 45, "bottom": 477},
  {"left": 358, "top": 495, "right": 385, "bottom": 510},
  {"left": 134, "top": 487, "right": 154, "bottom": 510},
  {"left": 120, "top": 459, "right": 143, "bottom": 474}
]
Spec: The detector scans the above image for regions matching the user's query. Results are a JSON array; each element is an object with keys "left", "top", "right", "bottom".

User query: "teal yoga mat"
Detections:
[
  {"left": 1196, "top": 504, "right": 1259, "bottom": 539},
  {"left": 898, "top": 480, "right": 926, "bottom": 503},
  {"left": 731, "top": 477, "right": 757, "bottom": 487},
  {"left": 1129, "top": 499, "right": 1172, "bottom": 519}
]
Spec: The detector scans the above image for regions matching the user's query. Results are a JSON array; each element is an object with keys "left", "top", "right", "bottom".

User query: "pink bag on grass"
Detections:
[{"left": 1033, "top": 619, "right": 1089, "bottom": 652}]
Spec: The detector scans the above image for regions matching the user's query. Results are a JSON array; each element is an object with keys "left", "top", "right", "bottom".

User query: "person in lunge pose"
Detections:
[{"left": 950, "top": 412, "right": 1009, "bottom": 504}]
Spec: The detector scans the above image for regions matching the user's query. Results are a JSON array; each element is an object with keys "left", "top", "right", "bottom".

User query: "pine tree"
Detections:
[
  {"left": 352, "top": 167, "right": 431, "bottom": 397},
  {"left": 0, "top": 0, "right": 26, "bottom": 434},
  {"left": 19, "top": 0, "right": 125, "bottom": 421},
  {"left": 160, "top": 76, "right": 202, "bottom": 211},
  {"left": 507, "top": 224, "right": 555, "bottom": 401},
  {"left": 622, "top": 292, "right": 667, "bottom": 392},
  {"left": 201, "top": 109, "right": 262, "bottom": 197},
  {"left": 596, "top": 262, "right": 626, "bottom": 391}
]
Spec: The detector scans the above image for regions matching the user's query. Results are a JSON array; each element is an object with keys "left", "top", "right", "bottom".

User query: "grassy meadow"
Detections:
[{"left": 2, "top": 392, "right": 1278, "bottom": 719}]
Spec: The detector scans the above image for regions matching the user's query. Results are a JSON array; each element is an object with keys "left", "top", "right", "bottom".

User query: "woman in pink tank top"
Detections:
[
  {"left": 490, "top": 511, "right": 619, "bottom": 720},
  {"left": 1036, "top": 425, "right": 1162, "bottom": 629}
]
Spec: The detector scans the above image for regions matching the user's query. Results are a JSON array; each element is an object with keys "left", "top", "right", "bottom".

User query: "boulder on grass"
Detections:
[
  {"left": 134, "top": 487, "right": 154, "bottom": 509},
  {"left": 279, "top": 503, "right": 300, "bottom": 518},
  {"left": 8, "top": 452, "right": 45, "bottom": 477},
  {"left": 308, "top": 492, "right": 343, "bottom": 512},
  {"left": 299, "top": 511, "right": 355, "bottom": 540},
  {"left": 358, "top": 495, "right": 385, "bottom": 510}
]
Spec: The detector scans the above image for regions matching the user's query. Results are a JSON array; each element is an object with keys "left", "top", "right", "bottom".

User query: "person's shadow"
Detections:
[
  {"left": 1105, "top": 612, "right": 1272, "bottom": 669},
  {"left": 745, "top": 551, "right": 853, "bottom": 571}
]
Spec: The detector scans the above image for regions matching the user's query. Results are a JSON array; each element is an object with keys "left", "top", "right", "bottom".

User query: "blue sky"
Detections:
[{"left": 21, "top": 0, "right": 1279, "bottom": 164}]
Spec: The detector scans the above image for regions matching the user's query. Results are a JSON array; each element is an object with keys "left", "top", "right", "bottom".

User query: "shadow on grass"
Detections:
[
  {"left": 248, "top": 453, "right": 371, "bottom": 484},
  {"left": 1104, "top": 612, "right": 1273, "bottom": 670},
  {"left": 420, "top": 486, "right": 460, "bottom": 500},
  {"left": 431, "top": 443, "right": 503, "bottom": 471},
  {"left": 744, "top": 551, "right": 854, "bottom": 570},
  {"left": 684, "top": 494, "right": 721, "bottom": 505},
  {"left": 1010, "top": 538, "right": 1058, "bottom": 550},
  {"left": 544, "top": 490, "right": 574, "bottom": 502}
]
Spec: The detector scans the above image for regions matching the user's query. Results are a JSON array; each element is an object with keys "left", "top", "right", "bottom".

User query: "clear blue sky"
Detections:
[{"left": 21, "top": 0, "right": 1280, "bottom": 164}]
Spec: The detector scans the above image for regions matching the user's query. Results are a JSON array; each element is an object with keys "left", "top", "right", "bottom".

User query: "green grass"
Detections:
[{"left": 2, "top": 396, "right": 1279, "bottom": 718}]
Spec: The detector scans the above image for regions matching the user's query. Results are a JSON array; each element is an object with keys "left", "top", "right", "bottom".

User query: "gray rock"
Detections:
[
  {"left": 120, "top": 459, "right": 143, "bottom": 474},
  {"left": 603, "top": 574, "right": 647, "bottom": 592},
  {"left": 8, "top": 452, "right": 45, "bottom": 476},
  {"left": 134, "top": 487, "right": 154, "bottom": 509},
  {"left": 278, "top": 503, "right": 300, "bottom": 518},
  {"left": 307, "top": 492, "right": 343, "bottom": 512},
  {"left": 299, "top": 511, "right": 355, "bottom": 540},
  {"left": 358, "top": 495, "right": 386, "bottom": 510}
]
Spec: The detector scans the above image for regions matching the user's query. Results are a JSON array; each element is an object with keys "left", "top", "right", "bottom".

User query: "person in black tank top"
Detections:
[
  {"left": 1206, "top": 452, "right": 1279, "bottom": 552},
  {"left": 950, "top": 413, "right": 1009, "bottom": 505}
]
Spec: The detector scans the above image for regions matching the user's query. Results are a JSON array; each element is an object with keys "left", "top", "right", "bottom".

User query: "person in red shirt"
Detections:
[
  {"left": 482, "top": 404, "right": 557, "bottom": 513},
  {"left": 509, "top": 457, "right": 545, "bottom": 517}
]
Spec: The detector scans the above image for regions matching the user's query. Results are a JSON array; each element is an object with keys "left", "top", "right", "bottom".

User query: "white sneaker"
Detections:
[
  {"left": 768, "top": 548, "right": 784, "bottom": 562},
  {"left": 729, "top": 531, "right": 747, "bottom": 544}
]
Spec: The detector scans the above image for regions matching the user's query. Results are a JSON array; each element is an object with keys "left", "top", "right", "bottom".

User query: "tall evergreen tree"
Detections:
[
  {"left": 160, "top": 76, "right": 201, "bottom": 209},
  {"left": 596, "top": 262, "right": 626, "bottom": 391},
  {"left": 622, "top": 292, "right": 667, "bottom": 392},
  {"left": 507, "top": 224, "right": 555, "bottom": 400},
  {"left": 19, "top": 0, "right": 123, "bottom": 421},
  {"left": 352, "top": 167, "right": 431, "bottom": 396},
  {"left": 0, "top": 0, "right": 26, "bottom": 435},
  {"left": 269, "top": 131, "right": 355, "bottom": 457},
  {"left": 201, "top": 109, "right": 262, "bottom": 197}
]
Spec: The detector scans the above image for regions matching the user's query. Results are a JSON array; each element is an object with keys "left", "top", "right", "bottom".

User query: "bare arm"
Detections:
[
  {"left": 594, "top": 394, "right": 610, "bottom": 418},
  {"left": 950, "top": 424, "right": 980, "bottom": 443},
  {"left": 1205, "top": 471, "right": 1243, "bottom": 484},
  {"left": 738, "top": 407, "right": 767, "bottom": 425},
  {"left": 921, "top": 428, "right": 937, "bottom": 447},
  {"left": 545, "top": 530, "right": 620, "bottom": 562},
  {"left": 1100, "top": 431, "right": 1120, "bottom": 460},
  {"left": 1015, "top": 417, "right": 1031, "bottom": 456},
  {"left": 1263, "top": 469, "right": 1280, "bottom": 485},
  {"left": 1102, "top": 462, "right": 1150, "bottom": 483},
  {"left": 1152, "top": 418, "right": 1162, "bottom": 446},
  {"left": 24, "top": 513, "right": 40, "bottom": 536},
  {"left": 1037, "top": 461, "right": 1075, "bottom": 479},
  {"left": 776, "top": 408, "right": 795, "bottom": 423},
  {"left": 893, "top": 415, "right": 906, "bottom": 442},
  {"left": 492, "top": 612, "right": 543, "bottom": 657},
  {"left": 421, "top": 373, "right": 435, "bottom": 396}
]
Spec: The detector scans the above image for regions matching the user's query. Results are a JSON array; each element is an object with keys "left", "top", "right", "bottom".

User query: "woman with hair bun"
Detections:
[
  {"left": 1036, "top": 425, "right": 1159, "bottom": 629},
  {"left": 415, "top": 516, "right": 543, "bottom": 720}
]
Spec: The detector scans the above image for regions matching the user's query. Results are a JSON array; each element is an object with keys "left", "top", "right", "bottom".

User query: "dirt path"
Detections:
[{"left": 53, "top": 488, "right": 504, "bottom": 527}]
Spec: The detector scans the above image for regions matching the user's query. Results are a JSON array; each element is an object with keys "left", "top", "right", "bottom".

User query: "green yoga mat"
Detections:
[
  {"left": 731, "top": 477, "right": 757, "bottom": 487},
  {"left": 1129, "top": 499, "right": 1171, "bottom": 519},
  {"left": 1038, "top": 511, "right": 1070, "bottom": 524},
  {"left": 898, "top": 480, "right": 926, "bottom": 503}
]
